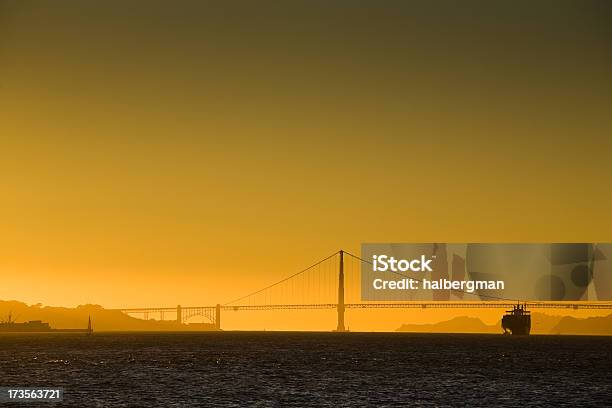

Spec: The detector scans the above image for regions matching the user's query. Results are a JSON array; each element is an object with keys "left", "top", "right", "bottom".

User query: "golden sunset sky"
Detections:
[{"left": 1, "top": 1, "right": 611, "bottom": 329}]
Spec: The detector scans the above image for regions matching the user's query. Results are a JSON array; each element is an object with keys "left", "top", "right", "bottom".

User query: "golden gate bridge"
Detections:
[{"left": 116, "top": 250, "right": 612, "bottom": 330}]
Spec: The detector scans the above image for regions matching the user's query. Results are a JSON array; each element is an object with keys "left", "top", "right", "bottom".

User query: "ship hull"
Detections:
[{"left": 502, "top": 315, "right": 531, "bottom": 335}]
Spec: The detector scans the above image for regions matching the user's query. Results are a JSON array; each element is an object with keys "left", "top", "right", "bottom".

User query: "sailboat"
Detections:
[{"left": 87, "top": 315, "right": 93, "bottom": 335}]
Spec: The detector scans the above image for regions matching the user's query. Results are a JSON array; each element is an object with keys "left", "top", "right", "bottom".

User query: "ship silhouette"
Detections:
[
  {"left": 0, "top": 311, "right": 91, "bottom": 333},
  {"left": 502, "top": 304, "right": 531, "bottom": 335}
]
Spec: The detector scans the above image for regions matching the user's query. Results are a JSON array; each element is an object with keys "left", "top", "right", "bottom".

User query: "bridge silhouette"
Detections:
[{"left": 117, "top": 250, "right": 612, "bottom": 330}]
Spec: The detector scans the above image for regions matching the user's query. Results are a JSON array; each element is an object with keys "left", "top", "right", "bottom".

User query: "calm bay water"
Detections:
[{"left": 0, "top": 332, "right": 610, "bottom": 407}]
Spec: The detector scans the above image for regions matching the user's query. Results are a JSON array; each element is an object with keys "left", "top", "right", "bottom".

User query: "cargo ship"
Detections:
[
  {"left": 502, "top": 304, "right": 531, "bottom": 335},
  {"left": 0, "top": 312, "right": 92, "bottom": 334}
]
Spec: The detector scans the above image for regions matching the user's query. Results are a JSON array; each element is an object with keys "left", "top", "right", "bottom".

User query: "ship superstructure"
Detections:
[{"left": 0, "top": 312, "right": 52, "bottom": 332}]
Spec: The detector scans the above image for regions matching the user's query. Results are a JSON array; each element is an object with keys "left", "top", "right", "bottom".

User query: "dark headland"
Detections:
[{"left": 0, "top": 300, "right": 219, "bottom": 332}]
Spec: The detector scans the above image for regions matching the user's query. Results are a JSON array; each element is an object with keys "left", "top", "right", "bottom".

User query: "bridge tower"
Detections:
[
  {"left": 177, "top": 305, "right": 182, "bottom": 324},
  {"left": 215, "top": 304, "right": 221, "bottom": 330},
  {"left": 336, "top": 250, "right": 346, "bottom": 332}
]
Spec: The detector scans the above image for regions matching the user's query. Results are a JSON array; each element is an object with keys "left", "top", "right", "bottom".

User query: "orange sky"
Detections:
[{"left": 1, "top": 1, "right": 611, "bottom": 330}]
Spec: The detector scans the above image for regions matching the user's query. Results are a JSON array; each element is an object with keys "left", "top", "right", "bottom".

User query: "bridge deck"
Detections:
[{"left": 117, "top": 302, "right": 612, "bottom": 313}]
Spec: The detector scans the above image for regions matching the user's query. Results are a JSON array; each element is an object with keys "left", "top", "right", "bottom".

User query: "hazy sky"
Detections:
[{"left": 1, "top": 1, "right": 611, "bottom": 328}]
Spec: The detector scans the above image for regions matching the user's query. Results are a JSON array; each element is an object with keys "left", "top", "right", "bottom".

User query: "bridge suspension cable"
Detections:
[{"left": 223, "top": 250, "right": 341, "bottom": 306}]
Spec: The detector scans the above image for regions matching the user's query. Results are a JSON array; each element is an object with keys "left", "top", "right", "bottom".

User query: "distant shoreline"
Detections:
[{"left": 1, "top": 330, "right": 610, "bottom": 336}]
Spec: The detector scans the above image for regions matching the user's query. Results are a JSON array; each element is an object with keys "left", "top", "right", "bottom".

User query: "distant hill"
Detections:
[
  {"left": 397, "top": 313, "right": 612, "bottom": 335},
  {"left": 397, "top": 316, "right": 499, "bottom": 334},
  {"left": 0, "top": 300, "right": 218, "bottom": 331},
  {"left": 529, "top": 313, "right": 564, "bottom": 334},
  {"left": 550, "top": 315, "right": 612, "bottom": 335}
]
